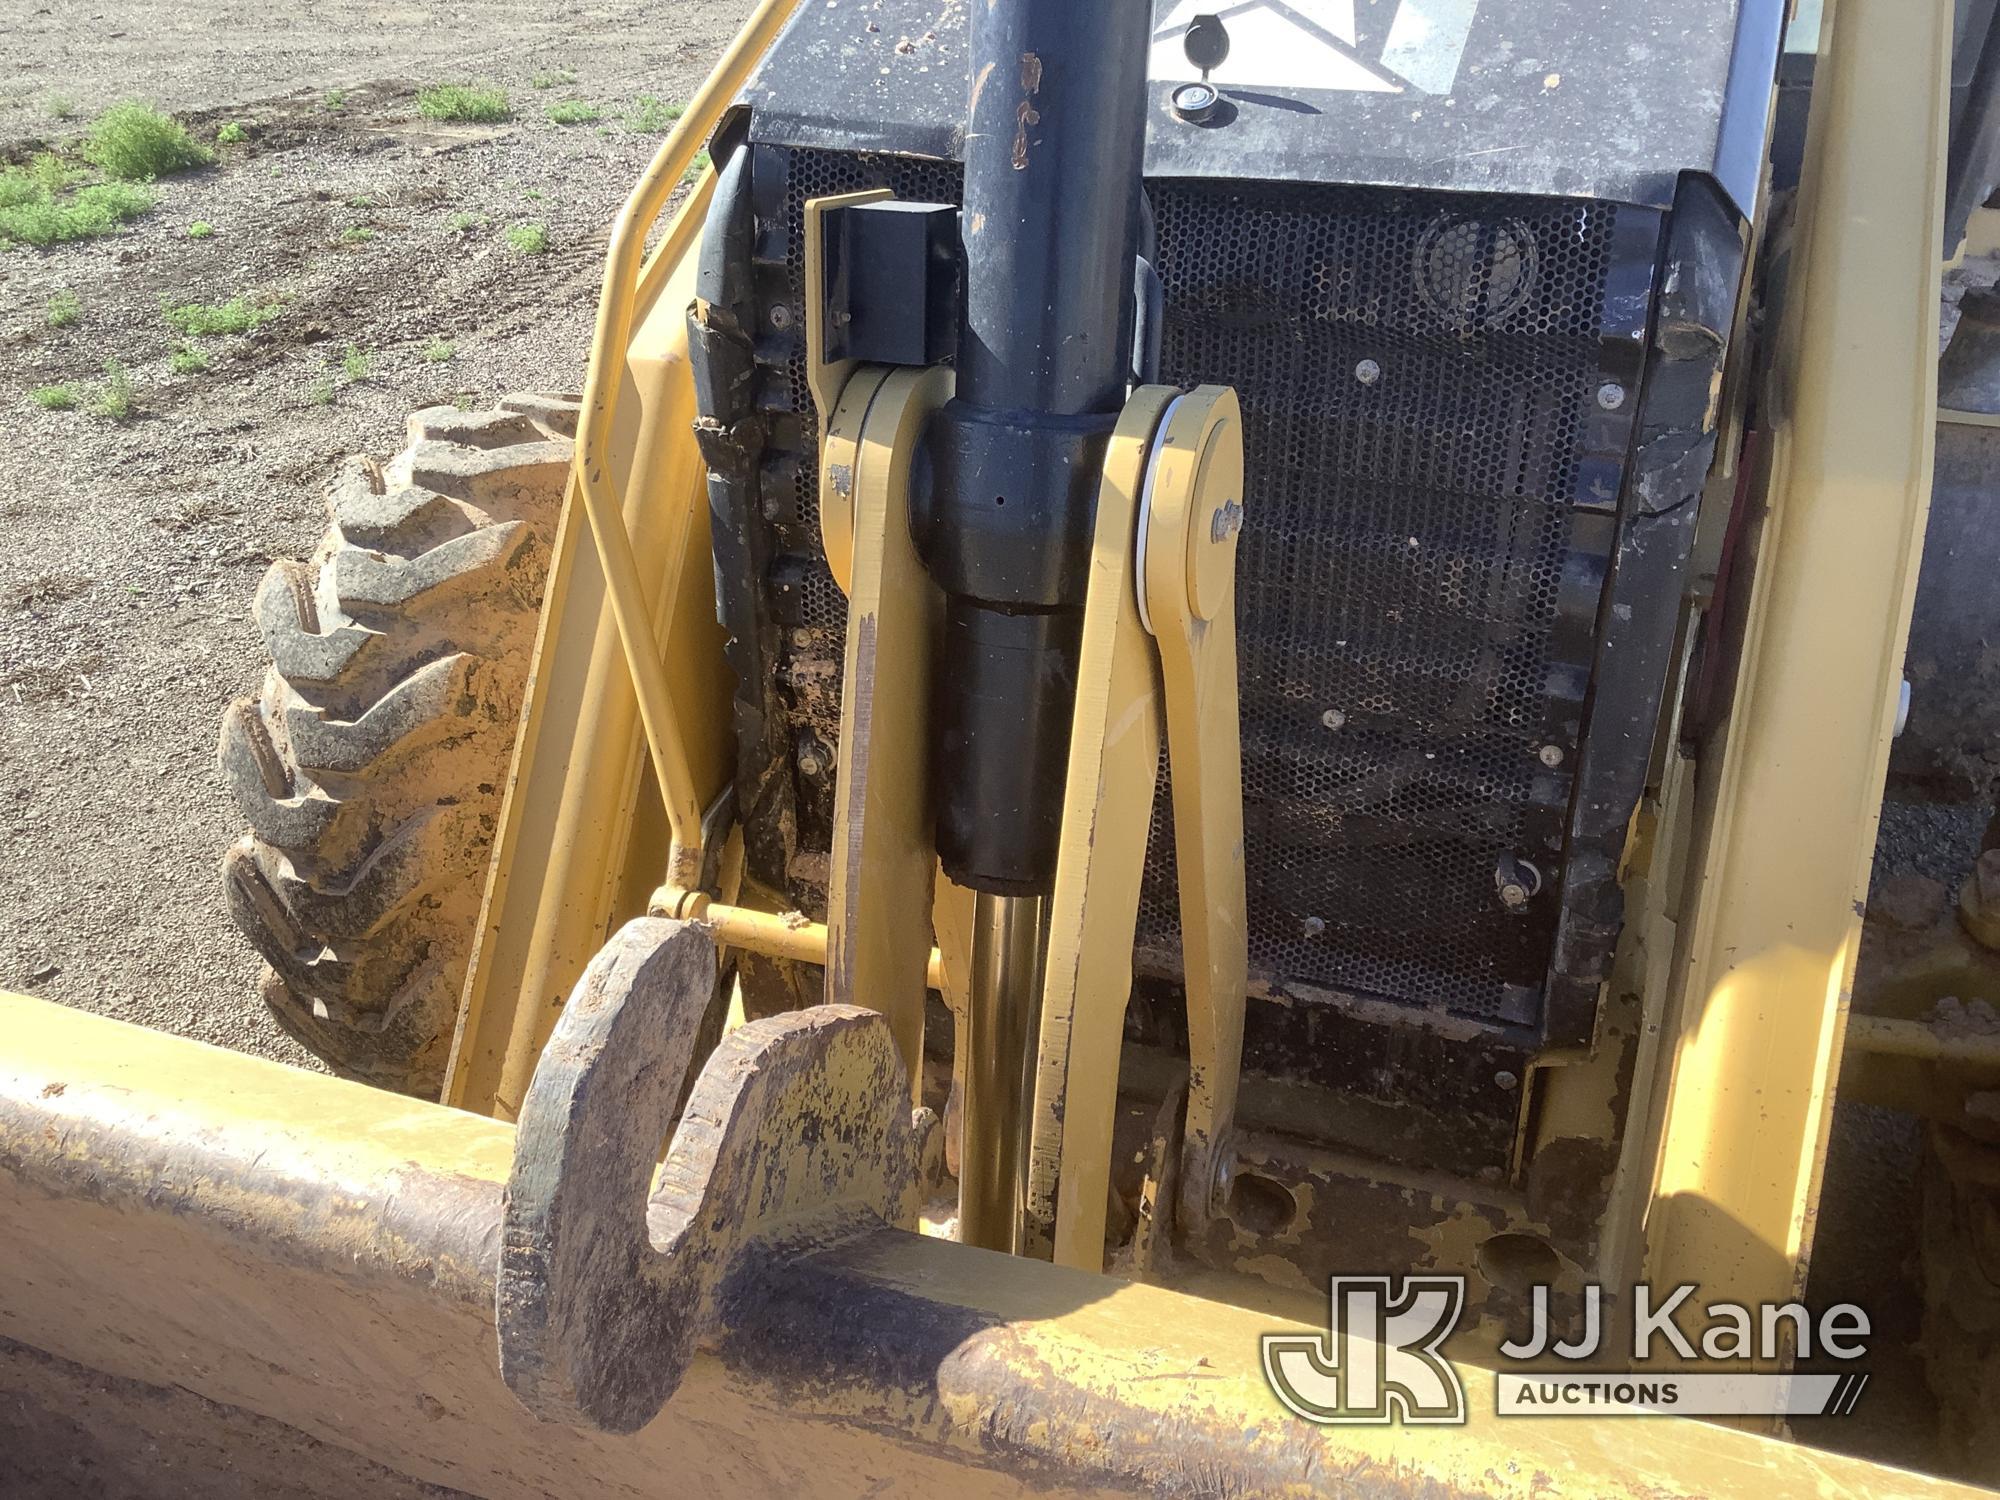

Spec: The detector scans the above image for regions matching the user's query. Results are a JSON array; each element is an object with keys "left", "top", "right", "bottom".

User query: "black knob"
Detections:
[{"left": 1184, "top": 13, "right": 1229, "bottom": 79}]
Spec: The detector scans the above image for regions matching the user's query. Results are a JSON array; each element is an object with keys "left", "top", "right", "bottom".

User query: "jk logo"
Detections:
[{"left": 1262, "top": 1276, "right": 1468, "bottom": 1424}]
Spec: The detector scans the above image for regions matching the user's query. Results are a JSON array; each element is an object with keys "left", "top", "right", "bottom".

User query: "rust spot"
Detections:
[{"left": 1012, "top": 52, "right": 1043, "bottom": 171}]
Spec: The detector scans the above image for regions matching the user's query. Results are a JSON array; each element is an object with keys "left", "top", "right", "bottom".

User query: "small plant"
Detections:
[
  {"left": 30, "top": 384, "right": 80, "bottom": 411},
  {"left": 346, "top": 194, "right": 374, "bottom": 209},
  {"left": 628, "top": 95, "right": 683, "bottom": 133},
  {"left": 339, "top": 225, "right": 376, "bottom": 245},
  {"left": 169, "top": 344, "right": 209, "bottom": 375},
  {"left": 503, "top": 220, "right": 548, "bottom": 255},
  {"left": 187, "top": 220, "right": 215, "bottom": 239},
  {"left": 324, "top": 89, "right": 348, "bottom": 111},
  {"left": 341, "top": 344, "right": 370, "bottom": 381},
  {"left": 447, "top": 210, "right": 488, "bottom": 234},
  {"left": 307, "top": 375, "right": 335, "bottom": 406},
  {"left": 523, "top": 188, "right": 544, "bottom": 202},
  {"left": 544, "top": 99, "right": 600, "bottom": 126},
  {"left": 45, "top": 291, "right": 80, "bottom": 328},
  {"left": 216, "top": 121, "right": 247, "bottom": 145},
  {"left": 81, "top": 102, "right": 213, "bottom": 181},
  {"left": 422, "top": 337, "right": 458, "bottom": 363},
  {"left": 0, "top": 179, "right": 152, "bottom": 248},
  {"left": 94, "top": 358, "right": 134, "bottom": 420},
  {"left": 682, "top": 149, "right": 711, "bottom": 184},
  {"left": 163, "top": 296, "right": 280, "bottom": 337},
  {"left": 417, "top": 84, "right": 510, "bottom": 124},
  {"left": 45, "top": 94, "right": 77, "bottom": 121},
  {"left": 531, "top": 68, "right": 576, "bottom": 91}
]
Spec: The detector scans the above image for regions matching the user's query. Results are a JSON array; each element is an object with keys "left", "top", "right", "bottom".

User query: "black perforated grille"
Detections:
[
  {"left": 755, "top": 153, "right": 1632, "bottom": 1026},
  {"left": 1138, "top": 181, "right": 1620, "bottom": 1023}
]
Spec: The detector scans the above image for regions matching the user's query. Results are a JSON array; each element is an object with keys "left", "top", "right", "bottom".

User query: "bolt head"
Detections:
[
  {"left": 1500, "top": 883, "right": 1530, "bottom": 910},
  {"left": 1355, "top": 358, "right": 1382, "bottom": 386},
  {"left": 1538, "top": 743, "right": 1564, "bottom": 768},
  {"left": 769, "top": 302, "right": 793, "bottom": 330},
  {"left": 1494, "top": 1070, "right": 1520, "bottom": 1091},
  {"left": 1302, "top": 915, "right": 1326, "bottom": 938},
  {"left": 1321, "top": 708, "right": 1346, "bottom": 731},
  {"left": 797, "top": 753, "right": 822, "bottom": 777},
  {"left": 1597, "top": 381, "right": 1627, "bottom": 410}
]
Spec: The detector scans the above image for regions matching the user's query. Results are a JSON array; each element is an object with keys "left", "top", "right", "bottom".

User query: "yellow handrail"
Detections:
[{"left": 571, "top": 0, "right": 801, "bottom": 854}]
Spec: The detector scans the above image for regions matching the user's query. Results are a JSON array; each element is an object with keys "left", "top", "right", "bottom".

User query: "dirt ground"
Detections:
[{"left": 0, "top": 0, "right": 747, "bottom": 1068}]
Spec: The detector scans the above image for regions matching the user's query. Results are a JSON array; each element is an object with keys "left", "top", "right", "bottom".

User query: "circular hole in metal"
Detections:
[
  {"left": 1415, "top": 213, "right": 1536, "bottom": 332},
  {"left": 1227, "top": 1170, "right": 1298, "bottom": 1236},
  {"left": 1478, "top": 1232, "right": 1560, "bottom": 1295}
]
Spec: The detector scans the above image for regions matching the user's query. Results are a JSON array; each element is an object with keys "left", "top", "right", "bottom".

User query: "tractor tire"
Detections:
[
  {"left": 218, "top": 394, "right": 578, "bottom": 1096},
  {"left": 1922, "top": 1126, "right": 2000, "bottom": 1482}
]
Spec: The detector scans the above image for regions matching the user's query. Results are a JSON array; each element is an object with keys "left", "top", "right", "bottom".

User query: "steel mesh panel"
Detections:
[
  {"left": 760, "top": 152, "right": 1625, "bottom": 1025},
  {"left": 1139, "top": 181, "right": 1618, "bottom": 1022}
]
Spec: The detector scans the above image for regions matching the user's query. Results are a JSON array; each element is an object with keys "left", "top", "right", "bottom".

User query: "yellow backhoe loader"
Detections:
[{"left": 8, "top": 0, "right": 2000, "bottom": 1493}]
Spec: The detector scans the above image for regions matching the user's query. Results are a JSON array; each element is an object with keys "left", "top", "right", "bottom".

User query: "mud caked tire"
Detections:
[{"left": 218, "top": 395, "right": 578, "bottom": 1096}]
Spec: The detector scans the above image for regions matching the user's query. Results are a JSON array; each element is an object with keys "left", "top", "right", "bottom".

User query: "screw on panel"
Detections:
[
  {"left": 1596, "top": 382, "right": 1626, "bottom": 410},
  {"left": 1355, "top": 358, "right": 1382, "bottom": 386},
  {"left": 1320, "top": 708, "right": 1346, "bottom": 731},
  {"left": 769, "top": 302, "right": 793, "bottom": 330},
  {"left": 1302, "top": 915, "right": 1326, "bottom": 937},
  {"left": 1494, "top": 1070, "right": 1520, "bottom": 1091},
  {"left": 1538, "top": 744, "right": 1564, "bottom": 767}
]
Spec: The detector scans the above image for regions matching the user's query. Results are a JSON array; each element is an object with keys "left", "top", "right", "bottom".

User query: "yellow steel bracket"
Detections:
[
  {"left": 1029, "top": 384, "right": 1249, "bottom": 1270},
  {"left": 822, "top": 364, "right": 955, "bottom": 1094}
]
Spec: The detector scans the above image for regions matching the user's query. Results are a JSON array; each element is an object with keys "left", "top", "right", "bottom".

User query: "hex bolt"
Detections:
[
  {"left": 1538, "top": 744, "right": 1564, "bottom": 768},
  {"left": 1596, "top": 381, "right": 1626, "bottom": 410},
  {"left": 1321, "top": 708, "right": 1346, "bottom": 731},
  {"left": 1355, "top": 358, "right": 1382, "bottom": 386}
]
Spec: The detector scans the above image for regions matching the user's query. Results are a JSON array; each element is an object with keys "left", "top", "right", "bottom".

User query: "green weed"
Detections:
[
  {"left": 682, "top": 149, "right": 711, "bottom": 184},
  {"left": 163, "top": 296, "right": 280, "bottom": 337},
  {"left": 531, "top": 69, "right": 576, "bottom": 91},
  {"left": 341, "top": 344, "right": 370, "bottom": 381},
  {"left": 544, "top": 100, "right": 600, "bottom": 126},
  {"left": 417, "top": 84, "right": 510, "bottom": 123},
  {"left": 45, "top": 291, "right": 80, "bottom": 328},
  {"left": 45, "top": 95, "right": 76, "bottom": 121},
  {"left": 81, "top": 102, "right": 213, "bottom": 180},
  {"left": 422, "top": 337, "right": 457, "bottom": 363},
  {"left": 187, "top": 220, "right": 215, "bottom": 239},
  {"left": 0, "top": 180, "right": 152, "bottom": 248},
  {"left": 324, "top": 89, "right": 347, "bottom": 111},
  {"left": 447, "top": 211, "right": 488, "bottom": 234},
  {"left": 94, "top": 358, "right": 134, "bottom": 420},
  {"left": 169, "top": 344, "right": 209, "bottom": 375},
  {"left": 307, "top": 375, "right": 334, "bottom": 406},
  {"left": 503, "top": 221, "right": 547, "bottom": 254},
  {"left": 628, "top": 95, "right": 683, "bottom": 133},
  {"left": 30, "top": 384, "right": 79, "bottom": 411},
  {"left": 339, "top": 225, "right": 376, "bottom": 245},
  {"left": 216, "top": 121, "right": 247, "bottom": 145}
]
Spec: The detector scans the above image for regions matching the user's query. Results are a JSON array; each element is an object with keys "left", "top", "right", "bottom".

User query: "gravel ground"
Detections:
[{"left": 0, "top": 0, "right": 746, "bottom": 1067}]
